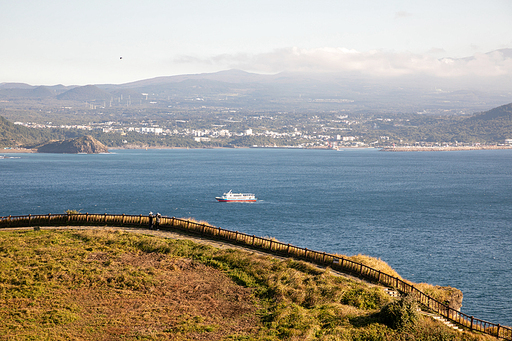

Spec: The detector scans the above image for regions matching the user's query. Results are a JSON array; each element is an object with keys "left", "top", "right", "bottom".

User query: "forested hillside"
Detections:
[
  {"left": 360, "top": 103, "right": 512, "bottom": 144},
  {"left": 0, "top": 116, "right": 72, "bottom": 147}
]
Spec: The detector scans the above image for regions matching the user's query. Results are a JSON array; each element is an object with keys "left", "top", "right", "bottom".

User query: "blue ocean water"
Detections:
[{"left": 1, "top": 148, "right": 511, "bottom": 326}]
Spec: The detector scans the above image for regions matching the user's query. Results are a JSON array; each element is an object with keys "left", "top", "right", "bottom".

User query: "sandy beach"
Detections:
[{"left": 1, "top": 148, "right": 36, "bottom": 153}]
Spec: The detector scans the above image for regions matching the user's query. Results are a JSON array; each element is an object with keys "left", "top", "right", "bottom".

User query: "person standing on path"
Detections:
[
  {"left": 155, "top": 213, "right": 161, "bottom": 230},
  {"left": 149, "top": 212, "right": 154, "bottom": 229}
]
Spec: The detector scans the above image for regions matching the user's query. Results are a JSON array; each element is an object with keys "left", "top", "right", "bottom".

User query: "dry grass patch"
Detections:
[
  {"left": 345, "top": 254, "right": 403, "bottom": 279},
  {"left": 0, "top": 230, "right": 257, "bottom": 340},
  {"left": 0, "top": 229, "right": 495, "bottom": 341}
]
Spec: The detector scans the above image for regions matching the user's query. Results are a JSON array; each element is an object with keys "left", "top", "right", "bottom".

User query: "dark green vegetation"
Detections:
[
  {"left": 0, "top": 229, "right": 495, "bottom": 340},
  {"left": 362, "top": 103, "right": 512, "bottom": 144},
  {"left": 0, "top": 116, "right": 79, "bottom": 148},
  {"left": 380, "top": 294, "right": 420, "bottom": 331}
]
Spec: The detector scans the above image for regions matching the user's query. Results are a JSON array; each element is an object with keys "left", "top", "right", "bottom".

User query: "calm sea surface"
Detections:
[{"left": 1, "top": 148, "right": 511, "bottom": 326}]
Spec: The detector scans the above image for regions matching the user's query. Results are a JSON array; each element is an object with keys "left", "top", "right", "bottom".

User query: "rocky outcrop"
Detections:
[
  {"left": 37, "top": 135, "right": 109, "bottom": 154},
  {"left": 447, "top": 289, "right": 463, "bottom": 311}
]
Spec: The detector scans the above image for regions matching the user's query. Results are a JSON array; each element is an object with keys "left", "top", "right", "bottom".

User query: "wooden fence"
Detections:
[{"left": 1, "top": 212, "right": 510, "bottom": 340}]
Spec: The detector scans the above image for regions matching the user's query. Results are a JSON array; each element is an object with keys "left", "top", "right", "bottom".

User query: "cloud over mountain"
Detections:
[{"left": 176, "top": 48, "right": 512, "bottom": 79}]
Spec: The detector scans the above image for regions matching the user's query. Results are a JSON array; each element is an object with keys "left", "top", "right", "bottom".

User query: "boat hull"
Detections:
[
  {"left": 216, "top": 198, "right": 257, "bottom": 202},
  {"left": 216, "top": 190, "right": 257, "bottom": 202}
]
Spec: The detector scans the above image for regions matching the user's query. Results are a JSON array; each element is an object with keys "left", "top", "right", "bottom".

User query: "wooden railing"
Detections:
[{"left": 1, "top": 213, "right": 511, "bottom": 340}]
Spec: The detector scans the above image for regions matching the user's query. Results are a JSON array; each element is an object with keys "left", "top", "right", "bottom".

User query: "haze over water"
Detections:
[{"left": 2, "top": 148, "right": 511, "bottom": 326}]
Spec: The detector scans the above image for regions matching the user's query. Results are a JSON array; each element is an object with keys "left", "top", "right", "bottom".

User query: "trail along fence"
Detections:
[{"left": 1, "top": 212, "right": 511, "bottom": 340}]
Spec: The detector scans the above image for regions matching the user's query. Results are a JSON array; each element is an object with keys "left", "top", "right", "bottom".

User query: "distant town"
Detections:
[
  {"left": 10, "top": 111, "right": 512, "bottom": 150},
  {"left": 1, "top": 71, "right": 512, "bottom": 149}
]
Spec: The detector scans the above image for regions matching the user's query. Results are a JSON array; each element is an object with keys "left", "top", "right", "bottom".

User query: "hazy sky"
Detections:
[{"left": 1, "top": 0, "right": 511, "bottom": 85}]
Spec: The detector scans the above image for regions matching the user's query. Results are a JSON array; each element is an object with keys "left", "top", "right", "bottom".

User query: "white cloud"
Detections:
[
  {"left": 427, "top": 47, "right": 447, "bottom": 55},
  {"left": 176, "top": 47, "right": 512, "bottom": 78},
  {"left": 394, "top": 11, "right": 413, "bottom": 19}
]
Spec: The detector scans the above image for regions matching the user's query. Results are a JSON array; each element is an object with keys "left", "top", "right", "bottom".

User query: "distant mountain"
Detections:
[
  {"left": 469, "top": 102, "right": 512, "bottom": 120},
  {"left": 449, "top": 48, "right": 512, "bottom": 63},
  {"left": 117, "top": 69, "right": 269, "bottom": 88},
  {"left": 31, "top": 86, "right": 55, "bottom": 98},
  {"left": 98, "top": 65, "right": 512, "bottom": 113},
  {"left": 57, "top": 85, "right": 112, "bottom": 101},
  {"left": 0, "top": 86, "right": 54, "bottom": 99},
  {"left": 2, "top": 49, "right": 512, "bottom": 113},
  {"left": 106, "top": 88, "right": 144, "bottom": 101},
  {"left": 0, "top": 82, "right": 34, "bottom": 90}
]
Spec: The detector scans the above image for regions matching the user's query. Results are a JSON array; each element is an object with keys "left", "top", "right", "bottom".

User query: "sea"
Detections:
[{"left": 1, "top": 148, "right": 511, "bottom": 326}]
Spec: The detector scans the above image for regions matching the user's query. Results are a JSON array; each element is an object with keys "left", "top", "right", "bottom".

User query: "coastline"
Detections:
[
  {"left": 3, "top": 145, "right": 512, "bottom": 153},
  {"left": 380, "top": 145, "right": 512, "bottom": 152},
  {"left": 1, "top": 148, "right": 36, "bottom": 153}
]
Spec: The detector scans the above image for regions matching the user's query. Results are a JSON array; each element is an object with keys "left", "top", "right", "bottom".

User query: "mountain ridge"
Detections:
[
  {"left": 470, "top": 103, "right": 512, "bottom": 120},
  {"left": 1, "top": 49, "right": 512, "bottom": 114},
  {"left": 56, "top": 85, "right": 112, "bottom": 101}
]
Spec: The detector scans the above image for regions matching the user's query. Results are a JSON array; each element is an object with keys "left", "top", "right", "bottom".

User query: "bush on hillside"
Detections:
[{"left": 380, "top": 293, "right": 420, "bottom": 330}]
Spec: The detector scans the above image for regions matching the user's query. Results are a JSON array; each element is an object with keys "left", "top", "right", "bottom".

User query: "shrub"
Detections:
[
  {"left": 379, "top": 293, "right": 419, "bottom": 330},
  {"left": 342, "top": 287, "right": 390, "bottom": 310}
]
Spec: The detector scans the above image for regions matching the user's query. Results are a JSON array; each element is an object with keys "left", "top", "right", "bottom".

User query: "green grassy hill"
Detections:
[{"left": 0, "top": 229, "right": 495, "bottom": 340}]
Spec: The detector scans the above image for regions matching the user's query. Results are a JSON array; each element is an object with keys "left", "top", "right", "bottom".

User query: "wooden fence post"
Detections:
[{"left": 28, "top": 214, "right": 31, "bottom": 226}]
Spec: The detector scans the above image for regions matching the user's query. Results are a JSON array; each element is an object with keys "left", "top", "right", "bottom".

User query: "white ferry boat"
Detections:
[{"left": 216, "top": 190, "right": 257, "bottom": 202}]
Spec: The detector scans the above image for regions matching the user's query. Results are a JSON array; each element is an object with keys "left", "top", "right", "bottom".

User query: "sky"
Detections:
[{"left": 1, "top": 0, "right": 512, "bottom": 85}]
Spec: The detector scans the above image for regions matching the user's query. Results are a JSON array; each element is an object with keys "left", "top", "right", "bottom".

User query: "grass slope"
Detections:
[{"left": 0, "top": 229, "right": 495, "bottom": 341}]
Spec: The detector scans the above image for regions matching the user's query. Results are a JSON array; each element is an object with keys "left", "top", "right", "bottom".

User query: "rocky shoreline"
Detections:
[
  {"left": 3, "top": 145, "right": 512, "bottom": 153},
  {"left": 380, "top": 145, "right": 512, "bottom": 152}
]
